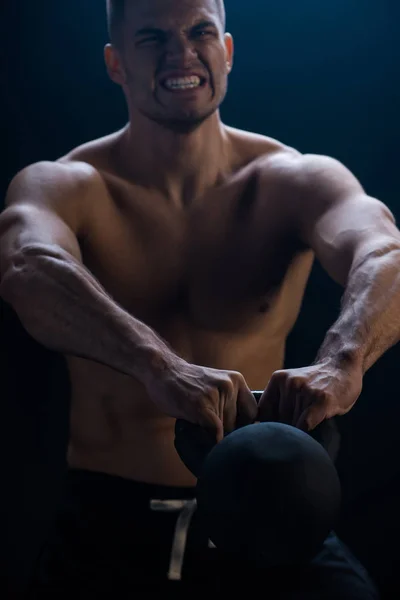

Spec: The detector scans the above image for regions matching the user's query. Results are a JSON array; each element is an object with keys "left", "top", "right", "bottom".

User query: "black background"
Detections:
[{"left": 1, "top": 0, "right": 399, "bottom": 596}]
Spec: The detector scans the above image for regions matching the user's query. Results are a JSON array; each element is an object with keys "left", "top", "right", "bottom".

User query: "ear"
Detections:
[
  {"left": 224, "top": 33, "right": 234, "bottom": 73},
  {"left": 104, "top": 44, "right": 126, "bottom": 85}
]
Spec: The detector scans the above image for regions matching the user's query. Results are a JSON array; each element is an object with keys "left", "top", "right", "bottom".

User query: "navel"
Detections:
[{"left": 259, "top": 301, "right": 270, "bottom": 314}]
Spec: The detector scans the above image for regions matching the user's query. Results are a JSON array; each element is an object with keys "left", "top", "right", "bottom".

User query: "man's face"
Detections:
[{"left": 111, "top": 0, "right": 233, "bottom": 131}]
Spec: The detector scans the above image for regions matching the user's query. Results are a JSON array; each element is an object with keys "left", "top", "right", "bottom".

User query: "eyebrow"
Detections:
[
  {"left": 134, "top": 20, "right": 218, "bottom": 38},
  {"left": 134, "top": 27, "right": 165, "bottom": 38},
  {"left": 192, "top": 20, "right": 218, "bottom": 30}
]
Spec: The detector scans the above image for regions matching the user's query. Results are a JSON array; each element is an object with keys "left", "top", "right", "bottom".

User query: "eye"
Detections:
[
  {"left": 137, "top": 35, "right": 164, "bottom": 47},
  {"left": 193, "top": 29, "right": 216, "bottom": 39}
]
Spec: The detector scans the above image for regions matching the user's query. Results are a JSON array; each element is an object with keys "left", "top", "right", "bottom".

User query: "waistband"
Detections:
[{"left": 65, "top": 468, "right": 197, "bottom": 506}]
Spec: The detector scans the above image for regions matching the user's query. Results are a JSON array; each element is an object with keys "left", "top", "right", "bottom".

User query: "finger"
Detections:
[
  {"left": 292, "top": 391, "right": 312, "bottom": 427},
  {"left": 281, "top": 377, "right": 310, "bottom": 425},
  {"left": 236, "top": 385, "right": 258, "bottom": 428},
  {"left": 258, "top": 376, "right": 280, "bottom": 422},
  {"left": 279, "top": 382, "right": 298, "bottom": 425},
  {"left": 222, "top": 390, "right": 238, "bottom": 435},
  {"left": 200, "top": 409, "right": 225, "bottom": 444},
  {"left": 296, "top": 407, "right": 312, "bottom": 432},
  {"left": 296, "top": 400, "right": 327, "bottom": 432},
  {"left": 291, "top": 392, "right": 304, "bottom": 427}
]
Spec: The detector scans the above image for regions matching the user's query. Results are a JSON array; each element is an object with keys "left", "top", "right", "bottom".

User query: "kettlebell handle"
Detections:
[{"left": 174, "top": 391, "right": 340, "bottom": 478}]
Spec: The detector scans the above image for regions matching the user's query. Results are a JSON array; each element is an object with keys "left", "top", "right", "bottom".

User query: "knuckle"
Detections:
[
  {"left": 272, "top": 370, "right": 287, "bottom": 382},
  {"left": 287, "top": 377, "right": 305, "bottom": 391},
  {"left": 221, "top": 376, "right": 235, "bottom": 397},
  {"left": 228, "top": 370, "right": 244, "bottom": 385}
]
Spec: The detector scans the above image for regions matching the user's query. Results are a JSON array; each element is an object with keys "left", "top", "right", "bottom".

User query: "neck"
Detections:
[{"left": 117, "top": 112, "right": 231, "bottom": 205}]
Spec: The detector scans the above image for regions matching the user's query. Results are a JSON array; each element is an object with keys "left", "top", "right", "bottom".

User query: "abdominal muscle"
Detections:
[
  {"left": 68, "top": 417, "right": 197, "bottom": 487},
  {"left": 66, "top": 352, "right": 284, "bottom": 487}
]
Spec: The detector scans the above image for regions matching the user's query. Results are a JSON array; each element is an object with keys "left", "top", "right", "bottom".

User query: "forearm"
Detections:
[
  {"left": 315, "top": 248, "right": 400, "bottom": 374},
  {"left": 0, "top": 248, "right": 178, "bottom": 385}
]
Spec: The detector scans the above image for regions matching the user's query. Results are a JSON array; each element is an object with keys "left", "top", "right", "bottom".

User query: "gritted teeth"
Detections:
[{"left": 163, "top": 75, "right": 204, "bottom": 90}]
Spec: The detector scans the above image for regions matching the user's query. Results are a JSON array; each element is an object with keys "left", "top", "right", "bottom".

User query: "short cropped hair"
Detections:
[{"left": 106, "top": 0, "right": 226, "bottom": 48}]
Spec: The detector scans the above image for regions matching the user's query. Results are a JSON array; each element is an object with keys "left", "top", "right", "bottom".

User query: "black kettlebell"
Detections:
[{"left": 174, "top": 393, "right": 342, "bottom": 568}]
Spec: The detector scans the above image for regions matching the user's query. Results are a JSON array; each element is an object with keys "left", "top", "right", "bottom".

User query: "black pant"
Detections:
[{"left": 30, "top": 469, "right": 379, "bottom": 599}]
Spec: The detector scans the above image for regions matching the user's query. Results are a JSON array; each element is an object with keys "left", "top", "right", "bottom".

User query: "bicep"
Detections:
[
  {"left": 307, "top": 195, "right": 399, "bottom": 286},
  {"left": 295, "top": 155, "right": 400, "bottom": 286},
  {"left": 0, "top": 204, "right": 83, "bottom": 276},
  {"left": 0, "top": 162, "right": 87, "bottom": 282}
]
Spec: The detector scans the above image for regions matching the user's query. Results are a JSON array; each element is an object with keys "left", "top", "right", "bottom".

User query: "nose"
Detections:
[{"left": 165, "top": 34, "right": 198, "bottom": 64}]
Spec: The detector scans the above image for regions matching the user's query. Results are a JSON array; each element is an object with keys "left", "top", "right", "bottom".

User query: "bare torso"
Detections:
[{"left": 61, "top": 126, "right": 314, "bottom": 487}]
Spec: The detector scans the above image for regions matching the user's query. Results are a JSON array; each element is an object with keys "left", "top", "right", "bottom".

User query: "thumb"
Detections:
[{"left": 296, "top": 402, "right": 326, "bottom": 432}]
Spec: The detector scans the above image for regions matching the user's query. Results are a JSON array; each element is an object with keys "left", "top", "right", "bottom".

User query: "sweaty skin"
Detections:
[{"left": 60, "top": 127, "right": 313, "bottom": 487}]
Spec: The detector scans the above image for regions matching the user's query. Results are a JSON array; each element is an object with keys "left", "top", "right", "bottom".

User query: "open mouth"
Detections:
[{"left": 160, "top": 75, "right": 208, "bottom": 92}]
